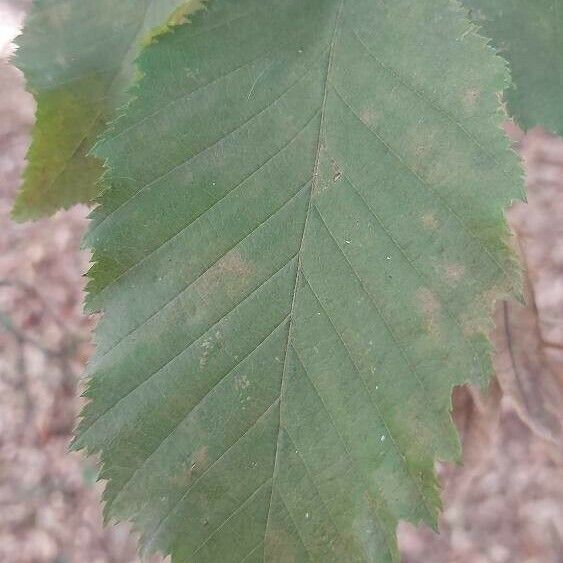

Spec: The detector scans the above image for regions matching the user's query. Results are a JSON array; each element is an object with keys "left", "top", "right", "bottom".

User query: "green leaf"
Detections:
[
  {"left": 12, "top": 0, "right": 203, "bottom": 221},
  {"left": 463, "top": 0, "right": 563, "bottom": 134},
  {"left": 76, "top": 0, "right": 522, "bottom": 560}
]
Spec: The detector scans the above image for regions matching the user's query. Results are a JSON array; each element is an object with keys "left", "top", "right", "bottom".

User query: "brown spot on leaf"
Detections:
[
  {"left": 462, "top": 281, "right": 513, "bottom": 337},
  {"left": 171, "top": 445, "right": 209, "bottom": 488},
  {"left": 422, "top": 213, "right": 439, "bottom": 230},
  {"left": 462, "top": 316, "right": 488, "bottom": 338},
  {"left": 418, "top": 287, "right": 442, "bottom": 336},
  {"left": 264, "top": 527, "right": 298, "bottom": 562},
  {"left": 188, "top": 446, "right": 209, "bottom": 480}
]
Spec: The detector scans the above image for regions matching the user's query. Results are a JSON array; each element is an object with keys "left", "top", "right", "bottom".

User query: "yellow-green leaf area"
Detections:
[{"left": 12, "top": 0, "right": 202, "bottom": 220}]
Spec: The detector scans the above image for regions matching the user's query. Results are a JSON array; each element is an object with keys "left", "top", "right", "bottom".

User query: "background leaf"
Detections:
[
  {"left": 11, "top": 0, "right": 202, "bottom": 221},
  {"left": 77, "top": 0, "right": 522, "bottom": 560},
  {"left": 464, "top": 0, "right": 563, "bottom": 135}
]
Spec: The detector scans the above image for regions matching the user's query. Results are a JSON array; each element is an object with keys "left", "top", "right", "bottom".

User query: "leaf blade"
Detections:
[
  {"left": 77, "top": 0, "right": 522, "bottom": 560},
  {"left": 464, "top": 0, "right": 563, "bottom": 134},
  {"left": 12, "top": 0, "right": 203, "bottom": 220}
]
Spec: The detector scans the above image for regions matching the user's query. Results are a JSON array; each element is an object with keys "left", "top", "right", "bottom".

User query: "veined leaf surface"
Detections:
[
  {"left": 464, "top": 0, "right": 563, "bottom": 134},
  {"left": 12, "top": 0, "right": 201, "bottom": 220},
  {"left": 77, "top": 0, "right": 522, "bottom": 560}
]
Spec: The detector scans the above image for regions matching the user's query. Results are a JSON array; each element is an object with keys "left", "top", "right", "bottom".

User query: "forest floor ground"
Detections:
[{"left": 1, "top": 1, "right": 562, "bottom": 561}]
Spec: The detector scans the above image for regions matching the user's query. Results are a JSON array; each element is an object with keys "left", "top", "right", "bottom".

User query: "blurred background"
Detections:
[{"left": 1, "top": 1, "right": 562, "bottom": 561}]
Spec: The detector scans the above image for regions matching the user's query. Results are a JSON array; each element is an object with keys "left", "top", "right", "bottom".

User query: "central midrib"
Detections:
[{"left": 262, "top": 0, "right": 346, "bottom": 554}]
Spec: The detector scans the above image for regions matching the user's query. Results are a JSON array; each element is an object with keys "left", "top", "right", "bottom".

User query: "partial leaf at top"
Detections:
[
  {"left": 11, "top": 0, "right": 202, "bottom": 221},
  {"left": 464, "top": 0, "right": 563, "bottom": 135},
  {"left": 76, "top": 0, "right": 522, "bottom": 561}
]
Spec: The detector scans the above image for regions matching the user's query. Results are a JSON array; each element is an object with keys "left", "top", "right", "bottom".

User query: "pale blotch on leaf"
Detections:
[
  {"left": 443, "top": 263, "right": 465, "bottom": 284},
  {"left": 360, "top": 108, "right": 380, "bottom": 126},
  {"left": 414, "top": 143, "right": 428, "bottom": 160},
  {"left": 461, "top": 284, "right": 509, "bottom": 337},
  {"left": 408, "top": 126, "right": 437, "bottom": 164},
  {"left": 234, "top": 373, "right": 251, "bottom": 391},
  {"left": 46, "top": 4, "right": 71, "bottom": 28},
  {"left": 331, "top": 159, "right": 343, "bottom": 183},
  {"left": 198, "top": 251, "right": 255, "bottom": 299},
  {"left": 189, "top": 446, "right": 210, "bottom": 477},
  {"left": 463, "top": 87, "right": 480, "bottom": 110},
  {"left": 199, "top": 331, "right": 222, "bottom": 368}
]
